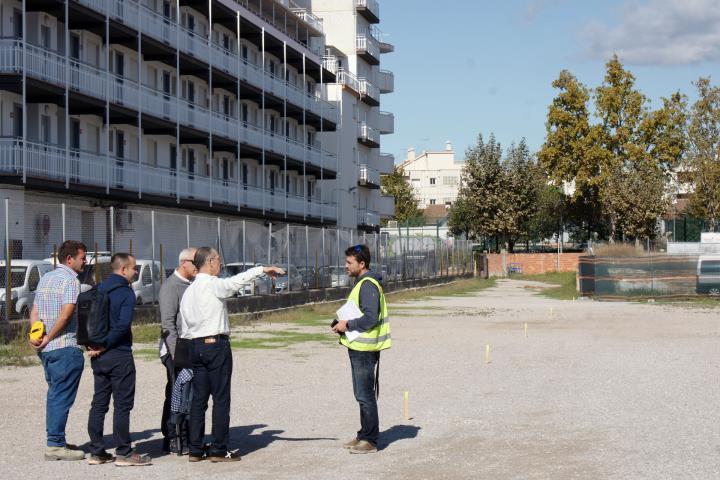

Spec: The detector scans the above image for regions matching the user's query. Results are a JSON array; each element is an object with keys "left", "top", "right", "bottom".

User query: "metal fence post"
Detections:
[
  {"left": 109, "top": 206, "right": 114, "bottom": 254},
  {"left": 61, "top": 203, "right": 66, "bottom": 242},
  {"left": 267, "top": 222, "right": 272, "bottom": 265},
  {"left": 5, "top": 198, "right": 10, "bottom": 323},
  {"left": 305, "top": 225, "right": 310, "bottom": 289},
  {"left": 286, "top": 225, "right": 291, "bottom": 291},
  {"left": 217, "top": 217, "right": 221, "bottom": 253},
  {"left": 151, "top": 210, "right": 157, "bottom": 320},
  {"left": 186, "top": 214, "right": 190, "bottom": 248},
  {"left": 242, "top": 220, "right": 246, "bottom": 266}
]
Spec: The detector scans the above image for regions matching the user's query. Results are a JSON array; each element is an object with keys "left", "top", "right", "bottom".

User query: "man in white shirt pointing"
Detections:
[{"left": 179, "top": 246, "right": 284, "bottom": 462}]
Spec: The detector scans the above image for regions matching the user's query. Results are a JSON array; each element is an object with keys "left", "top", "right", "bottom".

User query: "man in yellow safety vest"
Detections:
[{"left": 332, "top": 244, "right": 391, "bottom": 454}]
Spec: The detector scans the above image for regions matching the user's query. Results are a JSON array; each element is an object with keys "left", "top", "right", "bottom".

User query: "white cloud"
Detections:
[{"left": 581, "top": 0, "right": 720, "bottom": 65}]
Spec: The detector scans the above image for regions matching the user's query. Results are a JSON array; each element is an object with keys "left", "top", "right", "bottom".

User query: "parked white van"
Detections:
[
  {"left": 133, "top": 260, "right": 165, "bottom": 304},
  {"left": 0, "top": 260, "right": 53, "bottom": 318},
  {"left": 696, "top": 255, "right": 720, "bottom": 295}
]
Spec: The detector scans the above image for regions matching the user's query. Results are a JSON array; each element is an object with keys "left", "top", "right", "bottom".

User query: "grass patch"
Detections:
[
  {"left": 387, "top": 277, "right": 497, "bottom": 303},
  {"left": 232, "top": 330, "right": 335, "bottom": 350},
  {"left": 512, "top": 272, "right": 577, "bottom": 300},
  {"left": 133, "top": 348, "right": 159, "bottom": 360},
  {"left": 0, "top": 335, "right": 39, "bottom": 367},
  {"left": 132, "top": 323, "right": 161, "bottom": 344}
]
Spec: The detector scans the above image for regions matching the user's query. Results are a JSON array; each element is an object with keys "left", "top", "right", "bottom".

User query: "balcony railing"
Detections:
[
  {"left": 355, "top": 0, "right": 380, "bottom": 23},
  {"left": 359, "top": 78, "right": 380, "bottom": 105},
  {"left": 0, "top": 138, "right": 335, "bottom": 218},
  {"left": 359, "top": 164, "right": 381, "bottom": 188},
  {"left": 0, "top": 39, "right": 336, "bottom": 172},
  {"left": 356, "top": 34, "right": 380, "bottom": 64},
  {"left": 377, "top": 195, "right": 395, "bottom": 217},
  {"left": 322, "top": 55, "right": 338, "bottom": 75},
  {"left": 378, "top": 69, "right": 394, "bottom": 94},
  {"left": 291, "top": 8, "right": 323, "bottom": 34},
  {"left": 378, "top": 111, "right": 394, "bottom": 134},
  {"left": 70, "top": 0, "right": 338, "bottom": 124},
  {"left": 337, "top": 68, "right": 360, "bottom": 94},
  {"left": 357, "top": 209, "right": 380, "bottom": 227},
  {"left": 378, "top": 152, "right": 395, "bottom": 173},
  {"left": 357, "top": 122, "right": 380, "bottom": 147}
]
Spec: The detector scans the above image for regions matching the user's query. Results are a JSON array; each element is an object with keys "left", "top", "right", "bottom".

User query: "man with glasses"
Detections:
[
  {"left": 179, "top": 247, "right": 284, "bottom": 462},
  {"left": 159, "top": 247, "right": 197, "bottom": 455}
]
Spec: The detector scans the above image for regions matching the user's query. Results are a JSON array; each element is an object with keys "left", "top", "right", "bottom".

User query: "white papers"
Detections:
[
  {"left": 336, "top": 301, "right": 363, "bottom": 343},
  {"left": 158, "top": 338, "right": 168, "bottom": 358}
]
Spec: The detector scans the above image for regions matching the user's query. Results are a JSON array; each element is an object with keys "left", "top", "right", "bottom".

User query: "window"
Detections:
[
  {"left": 141, "top": 265, "right": 152, "bottom": 285},
  {"left": 27, "top": 267, "right": 40, "bottom": 291},
  {"left": 429, "top": 199, "right": 436, "bottom": 205},
  {"left": 40, "top": 25, "right": 51, "bottom": 49},
  {"left": 429, "top": 178, "right": 436, "bottom": 185},
  {"left": 443, "top": 176, "right": 458, "bottom": 186}
]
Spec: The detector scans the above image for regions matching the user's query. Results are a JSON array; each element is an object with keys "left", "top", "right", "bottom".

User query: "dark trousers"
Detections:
[
  {"left": 189, "top": 336, "right": 232, "bottom": 457},
  {"left": 348, "top": 349, "right": 380, "bottom": 445},
  {"left": 87, "top": 349, "right": 136, "bottom": 457},
  {"left": 161, "top": 356, "right": 188, "bottom": 449},
  {"left": 39, "top": 347, "right": 84, "bottom": 447}
]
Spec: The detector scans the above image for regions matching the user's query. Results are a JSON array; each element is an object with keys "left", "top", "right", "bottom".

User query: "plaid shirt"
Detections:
[{"left": 35, "top": 264, "right": 81, "bottom": 352}]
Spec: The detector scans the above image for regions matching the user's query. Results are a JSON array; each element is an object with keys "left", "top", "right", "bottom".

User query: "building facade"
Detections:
[
  {"left": 0, "top": 0, "right": 399, "bottom": 257},
  {"left": 313, "top": 0, "right": 394, "bottom": 232},
  {"left": 401, "top": 142, "right": 463, "bottom": 210}
]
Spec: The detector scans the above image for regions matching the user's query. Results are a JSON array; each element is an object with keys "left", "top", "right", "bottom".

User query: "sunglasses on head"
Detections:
[{"left": 353, "top": 244, "right": 363, "bottom": 253}]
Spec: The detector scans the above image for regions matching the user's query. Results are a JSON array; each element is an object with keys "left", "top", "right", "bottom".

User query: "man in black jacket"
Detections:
[{"left": 86, "top": 253, "right": 151, "bottom": 467}]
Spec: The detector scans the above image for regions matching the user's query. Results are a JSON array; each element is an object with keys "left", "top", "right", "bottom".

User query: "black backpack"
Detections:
[{"left": 76, "top": 284, "right": 124, "bottom": 347}]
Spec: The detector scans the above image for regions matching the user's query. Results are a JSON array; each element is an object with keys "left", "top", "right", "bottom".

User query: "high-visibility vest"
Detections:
[{"left": 340, "top": 276, "right": 391, "bottom": 351}]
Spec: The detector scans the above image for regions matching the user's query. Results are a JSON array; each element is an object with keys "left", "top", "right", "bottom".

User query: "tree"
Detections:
[
  {"left": 380, "top": 166, "right": 423, "bottom": 226},
  {"left": 537, "top": 70, "right": 602, "bottom": 239},
  {"left": 526, "top": 184, "right": 564, "bottom": 247},
  {"left": 686, "top": 77, "right": 720, "bottom": 230}
]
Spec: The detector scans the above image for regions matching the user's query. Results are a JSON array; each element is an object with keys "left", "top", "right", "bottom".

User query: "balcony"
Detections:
[
  {"left": 322, "top": 55, "right": 338, "bottom": 75},
  {"left": 337, "top": 68, "right": 360, "bottom": 95},
  {"left": 355, "top": 0, "right": 380, "bottom": 24},
  {"left": 377, "top": 195, "right": 395, "bottom": 217},
  {"left": 358, "top": 209, "right": 380, "bottom": 228},
  {"left": 380, "top": 40, "right": 394, "bottom": 54},
  {"left": 378, "top": 111, "right": 394, "bottom": 134},
  {"left": 0, "top": 39, "right": 337, "bottom": 172},
  {"left": 357, "top": 122, "right": 380, "bottom": 148},
  {"left": 378, "top": 152, "right": 395, "bottom": 173},
  {"left": 70, "top": 0, "right": 338, "bottom": 125},
  {"left": 291, "top": 8, "right": 324, "bottom": 35},
  {"left": 0, "top": 138, "right": 336, "bottom": 219},
  {"left": 356, "top": 34, "right": 380, "bottom": 65},
  {"left": 378, "top": 69, "right": 394, "bottom": 94},
  {"left": 358, "top": 164, "right": 381, "bottom": 189},
  {"left": 359, "top": 78, "right": 380, "bottom": 106}
]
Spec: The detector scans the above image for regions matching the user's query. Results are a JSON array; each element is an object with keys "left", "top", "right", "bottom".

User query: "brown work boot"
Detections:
[
  {"left": 349, "top": 440, "right": 378, "bottom": 454},
  {"left": 343, "top": 438, "right": 360, "bottom": 449}
]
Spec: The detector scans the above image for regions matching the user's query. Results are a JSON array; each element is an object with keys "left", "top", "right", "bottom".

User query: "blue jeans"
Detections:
[
  {"left": 348, "top": 349, "right": 380, "bottom": 445},
  {"left": 39, "top": 347, "right": 85, "bottom": 447},
  {"left": 189, "top": 336, "right": 233, "bottom": 457},
  {"left": 87, "top": 349, "right": 136, "bottom": 456}
]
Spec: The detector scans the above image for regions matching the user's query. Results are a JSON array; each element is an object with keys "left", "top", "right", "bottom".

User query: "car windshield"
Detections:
[
  {"left": 700, "top": 260, "right": 720, "bottom": 275},
  {"left": 0, "top": 266, "right": 27, "bottom": 288}
]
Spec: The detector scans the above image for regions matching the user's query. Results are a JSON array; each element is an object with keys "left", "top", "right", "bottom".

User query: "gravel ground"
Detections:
[{"left": 1, "top": 279, "right": 720, "bottom": 479}]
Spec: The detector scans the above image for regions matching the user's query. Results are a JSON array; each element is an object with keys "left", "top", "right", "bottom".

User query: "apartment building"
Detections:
[
  {"left": 399, "top": 142, "right": 463, "bottom": 211},
  {"left": 313, "top": 0, "right": 395, "bottom": 232},
  {"left": 0, "top": 0, "right": 347, "bottom": 251}
]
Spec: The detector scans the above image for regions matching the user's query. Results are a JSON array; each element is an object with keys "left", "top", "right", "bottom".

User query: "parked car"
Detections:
[
  {"left": 0, "top": 260, "right": 53, "bottom": 318},
  {"left": 696, "top": 255, "right": 720, "bottom": 295},
  {"left": 223, "top": 262, "right": 272, "bottom": 296},
  {"left": 319, "top": 265, "right": 350, "bottom": 288},
  {"left": 297, "top": 266, "right": 332, "bottom": 289},
  {"left": 133, "top": 260, "right": 166, "bottom": 304},
  {"left": 274, "top": 266, "right": 305, "bottom": 293}
]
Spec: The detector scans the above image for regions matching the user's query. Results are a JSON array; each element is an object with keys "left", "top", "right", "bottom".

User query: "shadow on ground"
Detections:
[{"left": 379, "top": 425, "right": 421, "bottom": 450}]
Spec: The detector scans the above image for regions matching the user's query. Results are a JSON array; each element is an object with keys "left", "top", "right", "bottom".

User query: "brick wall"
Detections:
[{"left": 486, "top": 252, "right": 581, "bottom": 277}]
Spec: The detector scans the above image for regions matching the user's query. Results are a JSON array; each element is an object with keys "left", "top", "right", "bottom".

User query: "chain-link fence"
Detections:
[
  {"left": 0, "top": 200, "right": 474, "bottom": 321},
  {"left": 578, "top": 254, "right": 713, "bottom": 298}
]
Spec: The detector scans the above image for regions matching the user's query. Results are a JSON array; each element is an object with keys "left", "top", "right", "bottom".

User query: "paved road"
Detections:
[{"left": 1, "top": 279, "right": 719, "bottom": 479}]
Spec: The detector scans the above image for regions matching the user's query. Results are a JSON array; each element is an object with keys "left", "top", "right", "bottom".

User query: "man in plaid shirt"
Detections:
[{"left": 29, "top": 240, "right": 87, "bottom": 461}]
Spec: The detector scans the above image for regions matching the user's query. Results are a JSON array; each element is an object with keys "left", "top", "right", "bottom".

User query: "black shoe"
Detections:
[
  {"left": 208, "top": 450, "right": 241, "bottom": 463},
  {"left": 88, "top": 451, "right": 115, "bottom": 465}
]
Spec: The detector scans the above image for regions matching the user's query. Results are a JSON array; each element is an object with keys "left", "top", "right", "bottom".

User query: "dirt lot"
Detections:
[{"left": 1, "top": 279, "right": 719, "bottom": 479}]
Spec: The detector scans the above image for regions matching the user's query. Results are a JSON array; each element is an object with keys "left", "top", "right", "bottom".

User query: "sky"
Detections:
[{"left": 378, "top": 0, "right": 720, "bottom": 163}]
